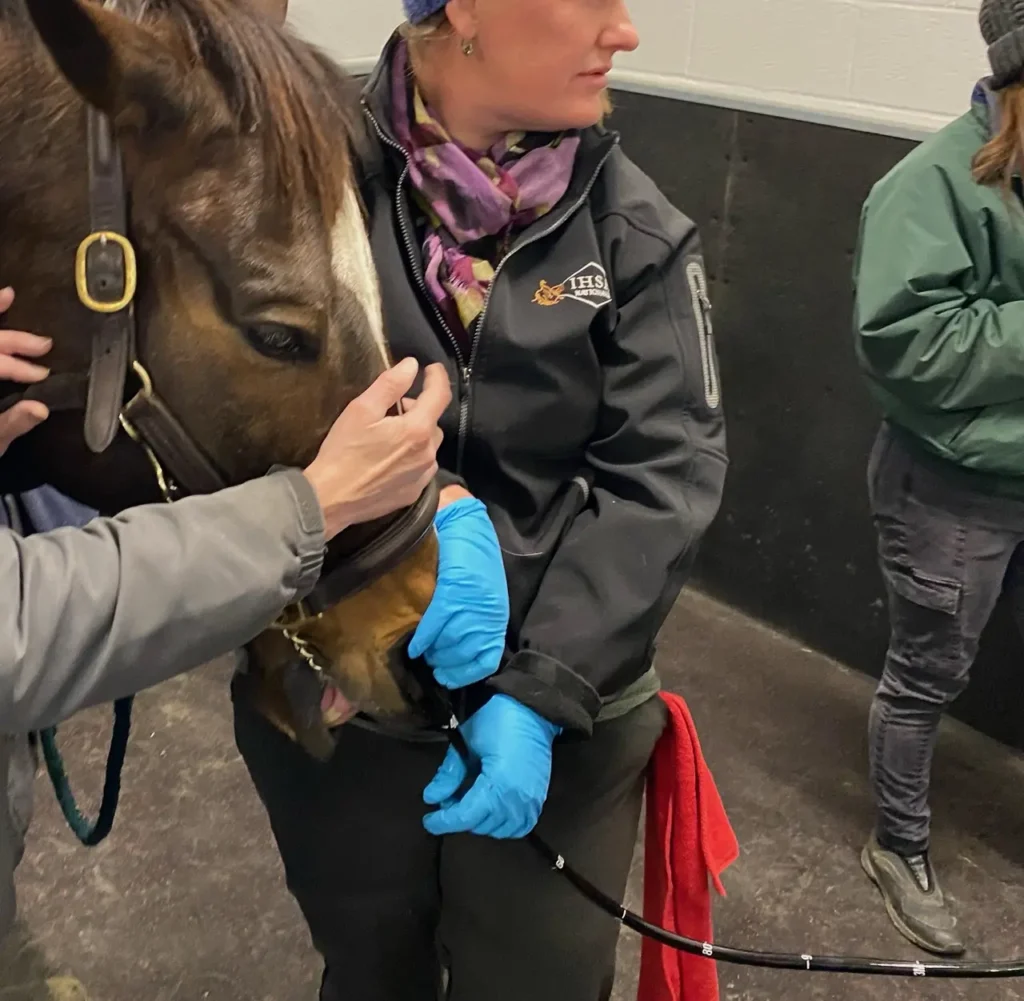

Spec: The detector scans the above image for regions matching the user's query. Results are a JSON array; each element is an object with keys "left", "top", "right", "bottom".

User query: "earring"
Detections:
[{"left": 461, "top": 38, "right": 474, "bottom": 56}]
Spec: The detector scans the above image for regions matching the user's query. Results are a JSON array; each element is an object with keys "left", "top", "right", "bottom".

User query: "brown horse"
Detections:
[{"left": 0, "top": 0, "right": 438, "bottom": 754}]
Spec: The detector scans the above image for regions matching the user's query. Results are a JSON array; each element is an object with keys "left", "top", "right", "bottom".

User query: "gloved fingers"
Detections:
[
  {"left": 423, "top": 776, "right": 495, "bottom": 836},
  {"left": 426, "top": 624, "right": 501, "bottom": 661},
  {"left": 407, "top": 597, "right": 448, "bottom": 659},
  {"left": 470, "top": 808, "right": 512, "bottom": 839},
  {"left": 417, "top": 625, "right": 502, "bottom": 684},
  {"left": 433, "top": 653, "right": 500, "bottom": 690},
  {"left": 423, "top": 746, "right": 467, "bottom": 806},
  {"left": 426, "top": 626, "right": 501, "bottom": 666},
  {"left": 484, "top": 802, "right": 531, "bottom": 839},
  {"left": 412, "top": 621, "right": 469, "bottom": 666}
]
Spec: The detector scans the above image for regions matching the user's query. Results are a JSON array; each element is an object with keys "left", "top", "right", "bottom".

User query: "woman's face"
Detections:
[{"left": 454, "top": 0, "right": 639, "bottom": 133}]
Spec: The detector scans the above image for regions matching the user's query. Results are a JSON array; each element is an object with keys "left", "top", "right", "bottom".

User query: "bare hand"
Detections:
[
  {"left": 0, "top": 287, "right": 50, "bottom": 457},
  {"left": 303, "top": 358, "right": 451, "bottom": 539}
]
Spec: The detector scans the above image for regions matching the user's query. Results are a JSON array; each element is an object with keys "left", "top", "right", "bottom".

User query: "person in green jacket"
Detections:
[{"left": 853, "top": 0, "right": 1024, "bottom": 958}]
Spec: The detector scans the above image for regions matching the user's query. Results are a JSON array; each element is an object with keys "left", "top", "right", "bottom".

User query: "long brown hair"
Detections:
[{"left": 972, "top": 83, "right": 1024, "bottom": 191}]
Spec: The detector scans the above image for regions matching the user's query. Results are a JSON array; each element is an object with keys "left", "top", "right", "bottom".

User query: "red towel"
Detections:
[{"left": 637, "top": 691, "right": 740, "bottom": 1001}]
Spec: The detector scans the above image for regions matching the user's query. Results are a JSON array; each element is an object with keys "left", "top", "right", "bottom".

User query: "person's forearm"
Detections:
[{"left": 0, "top": 469, "right": 324, "bottom": 733}]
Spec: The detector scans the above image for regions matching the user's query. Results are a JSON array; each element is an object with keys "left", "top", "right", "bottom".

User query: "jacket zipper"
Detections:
[
  {"left": 460, "top": 141, "right": 618, "bottom": 471},
  {"left": 363, "top": 99, "right": 618, "bottom": 472},
  {"left": 685, "top": 260, "right": 721, "bottom": 409},
  {"left": 362, "top": 103, "right": 474, "bottom": 454},
  {"left": 362, "top": 104, "right": 465, "bottom": 364}
]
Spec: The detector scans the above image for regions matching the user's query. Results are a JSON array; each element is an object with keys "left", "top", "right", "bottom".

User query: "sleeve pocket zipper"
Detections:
[{"left": 685, "top": 260, "right": 721, "bottom": 410}]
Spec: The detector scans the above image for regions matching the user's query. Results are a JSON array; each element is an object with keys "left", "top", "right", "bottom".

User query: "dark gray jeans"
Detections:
[
  {"left": 232, "top": 679, "right": 667, "bottom": 1001},
  {"left": 868, "top": 424, "right": 1024, "bottom": 856}
]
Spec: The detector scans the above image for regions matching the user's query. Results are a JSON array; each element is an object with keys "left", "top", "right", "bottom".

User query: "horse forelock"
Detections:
[
  {"left": 1, "top": 0, "right": 361, "bottom": 217},
  {"left": 150, "top": 0, "right": 360, "bottom": 220}
]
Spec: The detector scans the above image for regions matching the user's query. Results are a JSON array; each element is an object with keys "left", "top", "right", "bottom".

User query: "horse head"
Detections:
[{"left": 0, "top": 0, "right": 441, "bottom": 754}]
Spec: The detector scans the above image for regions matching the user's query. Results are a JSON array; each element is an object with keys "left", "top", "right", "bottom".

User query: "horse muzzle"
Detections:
[{"left": 242, "top": 516, "right": 441, "bottom": 761}]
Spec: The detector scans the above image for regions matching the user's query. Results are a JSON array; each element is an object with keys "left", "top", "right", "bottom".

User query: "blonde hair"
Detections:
[
  {"left": 399, "top": 11, "right": 453, "bottom": 53},
  {"left": 397, "top": 11, "right": 614, "bottom": 123},
  {"left": 972, "top": 84, "right": 1024, "bottom": 192}
]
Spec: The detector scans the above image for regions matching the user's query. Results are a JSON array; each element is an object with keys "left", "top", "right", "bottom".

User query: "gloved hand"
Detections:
[
  {"left": 423, "top": 694, "right": 561, "bottom": 839},
  {"left": 408, "top": 495, "right": 509, "bottom": 690}
]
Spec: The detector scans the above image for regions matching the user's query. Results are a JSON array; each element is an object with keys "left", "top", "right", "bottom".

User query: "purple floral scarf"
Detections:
[{"left": 390, "top": 40, "right": 580, "bottom": 345}]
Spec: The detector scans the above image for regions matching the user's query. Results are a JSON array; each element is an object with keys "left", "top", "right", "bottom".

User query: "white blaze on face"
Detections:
[{"left": 330, "top": 182, "right": 388, "bottom": 364}]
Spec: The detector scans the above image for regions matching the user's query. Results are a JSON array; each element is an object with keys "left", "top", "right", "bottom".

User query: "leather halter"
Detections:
[{"left": 0, "top": 0, "right": 439, "bottom": 631}]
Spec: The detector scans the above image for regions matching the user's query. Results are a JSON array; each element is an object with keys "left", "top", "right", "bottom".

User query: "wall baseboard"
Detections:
[
  {"left": 608, "top": 69, "right": 956, "bottom": 141},
  {"left": 341, "top": 56, "right": 380, "bottom": 78}
]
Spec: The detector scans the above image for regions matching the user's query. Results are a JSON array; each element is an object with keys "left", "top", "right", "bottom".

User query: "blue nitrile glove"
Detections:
[
  {"left": 408, "top": 496, "right": 509, "bottom": 690},
  {"left": 423, "top": 694, "right": 561, "bottom": 839}
]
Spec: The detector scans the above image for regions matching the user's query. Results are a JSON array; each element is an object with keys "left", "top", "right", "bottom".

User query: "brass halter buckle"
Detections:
[{"left": 75, "top": 230, "right": 138, "bottom": 314}]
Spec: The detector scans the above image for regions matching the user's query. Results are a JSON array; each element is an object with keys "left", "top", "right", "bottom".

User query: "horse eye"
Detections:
[{"left": 243, "top": 322, "right": 315, "bottom": 361}]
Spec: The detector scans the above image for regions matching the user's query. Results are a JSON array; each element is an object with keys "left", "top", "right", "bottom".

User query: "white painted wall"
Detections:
[
  {"left": 616, "top": 0, "right": 990, "bottom": 139},
  {"left": 286, "top": 0, "right": 990, "bottom": 140},
  {"left": 286, "top": 0, "right": 402, "bottom": 70}
]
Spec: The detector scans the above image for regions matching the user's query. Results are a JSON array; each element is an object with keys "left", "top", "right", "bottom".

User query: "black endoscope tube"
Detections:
[{"left": 406, "top": 657, "right": 1024, "bottom": 983}]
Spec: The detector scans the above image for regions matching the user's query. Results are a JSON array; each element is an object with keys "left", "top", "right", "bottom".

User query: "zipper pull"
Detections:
[{"left": 698, "top": 290, "right": 713, "bottom": 330}]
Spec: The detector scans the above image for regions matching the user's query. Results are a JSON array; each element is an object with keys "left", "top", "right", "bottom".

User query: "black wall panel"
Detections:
[{"left": 608, "top": 90, "right": 1024, "bottom": 751}]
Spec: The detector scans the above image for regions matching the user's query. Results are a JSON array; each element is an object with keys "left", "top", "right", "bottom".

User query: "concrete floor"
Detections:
[{"left": 3, "top": 590, "right": 1024, "bottom": 1001}]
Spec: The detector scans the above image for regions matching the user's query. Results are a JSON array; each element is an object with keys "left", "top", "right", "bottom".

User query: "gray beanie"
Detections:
[{"left": 980, "top": 0, "right": 1024, "bottom": 88}]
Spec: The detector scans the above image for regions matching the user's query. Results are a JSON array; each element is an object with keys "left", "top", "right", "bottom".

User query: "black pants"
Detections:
[
  {"left": 868, "top": 423, "right": 1024, "bottom": 855},
  {"left": 232, "top": 682, "right": 666, "bottom": 1001}
]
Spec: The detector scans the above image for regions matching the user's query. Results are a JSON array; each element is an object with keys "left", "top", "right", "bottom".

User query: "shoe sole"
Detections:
[{"left": 860, "top": 846, "right": 966, "bottom": 958}]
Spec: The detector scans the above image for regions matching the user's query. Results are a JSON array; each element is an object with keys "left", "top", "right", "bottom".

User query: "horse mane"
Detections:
[
  {"left": 0, "top": 0, "right": 363, "bottom": 219},
  {"left": 151, "top": 0, "right": 362, "bottom": 217}
]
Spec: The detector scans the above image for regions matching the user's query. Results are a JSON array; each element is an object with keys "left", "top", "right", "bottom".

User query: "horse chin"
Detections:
[{"left": 244, "top": 530, "right": 439, "bottom": 758}]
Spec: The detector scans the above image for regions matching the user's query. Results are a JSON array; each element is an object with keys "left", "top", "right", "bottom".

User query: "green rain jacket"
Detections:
[{"left": 854, "top": 80, "right": 1024, "bottom": 495}]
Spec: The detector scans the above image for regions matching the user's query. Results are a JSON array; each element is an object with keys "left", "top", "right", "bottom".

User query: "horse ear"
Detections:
[{"left": 24, "top": 0, "right": 185, "bottom": 123}]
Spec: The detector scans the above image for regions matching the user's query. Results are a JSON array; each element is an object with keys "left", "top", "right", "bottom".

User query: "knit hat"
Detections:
[
  {"left": 404, "top": 0, "right": 447, "bottom": 24},
  {"left": 980, "top": 0, "right": 1024, "bottom": 88}
]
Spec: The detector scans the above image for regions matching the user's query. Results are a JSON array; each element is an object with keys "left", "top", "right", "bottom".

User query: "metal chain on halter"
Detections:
[
  {"left": 270, "top": 594, "right": 330, "bottom": 673},
  {"left": 278, "top": 625, "right": 327, "bottom": 675},
  {"left": 117, "top": 361, "right": 182, "bottom": 503}
]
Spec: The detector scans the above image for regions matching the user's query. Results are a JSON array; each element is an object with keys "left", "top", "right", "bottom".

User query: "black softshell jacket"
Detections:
[{"left": 359, "top": 40, "right": 728, "bottom": 734}]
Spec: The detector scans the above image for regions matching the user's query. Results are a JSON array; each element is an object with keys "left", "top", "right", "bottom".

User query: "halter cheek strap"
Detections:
[{"left": 79, "top": 94, "right": 136, "bottom": 454}]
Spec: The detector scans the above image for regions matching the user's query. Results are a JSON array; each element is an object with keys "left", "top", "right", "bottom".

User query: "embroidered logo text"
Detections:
[{"left": 532, "top": 262, "right": 611, "bottom": 310}]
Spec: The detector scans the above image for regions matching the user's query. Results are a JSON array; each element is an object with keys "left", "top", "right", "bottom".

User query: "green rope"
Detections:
[{"left": 38, "top": 696, "right": 134, "bottom": 847}]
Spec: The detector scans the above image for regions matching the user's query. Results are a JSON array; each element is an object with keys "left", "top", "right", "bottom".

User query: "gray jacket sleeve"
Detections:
[{"left": 0, "top": 468, "right": 324, "bottom": 733}]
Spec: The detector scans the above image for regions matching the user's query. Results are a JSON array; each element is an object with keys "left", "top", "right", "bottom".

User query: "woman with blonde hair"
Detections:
[
  {"left": 854, "top": 0, "right": 1024, "bottom": 959},
  {"left": 232, "top": 1, "right": 727, "bottom": 997}
]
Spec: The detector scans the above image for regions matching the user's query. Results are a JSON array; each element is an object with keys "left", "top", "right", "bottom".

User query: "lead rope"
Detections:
[
  {"left": 38, "top": 382, "right": 173, "bottom": 849},
  {"left": 38, "top": 697, "right": 134, "bottom": 847},
  {"left": 422, "top": 679, "right": 1024, "bottom": 980}
]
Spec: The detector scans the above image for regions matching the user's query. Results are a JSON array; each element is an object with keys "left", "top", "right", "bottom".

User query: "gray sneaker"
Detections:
[{"left": 861, "top": 835, "right": 965, "bottom": 956}]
